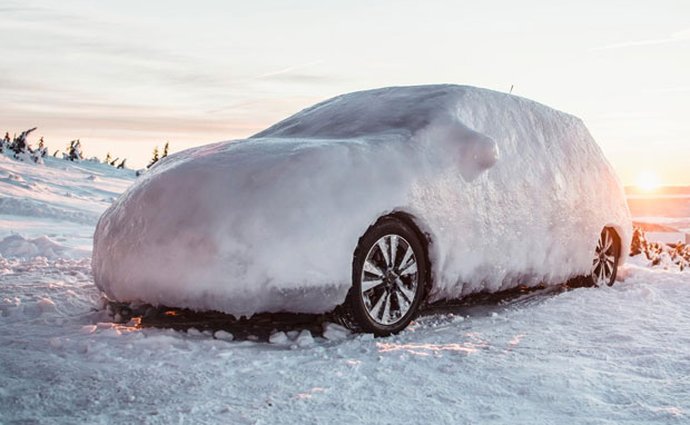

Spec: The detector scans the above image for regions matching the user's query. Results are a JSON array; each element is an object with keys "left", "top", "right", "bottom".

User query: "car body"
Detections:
[{"left": 93, "top": 84, "right": 632, "bottom": 333}]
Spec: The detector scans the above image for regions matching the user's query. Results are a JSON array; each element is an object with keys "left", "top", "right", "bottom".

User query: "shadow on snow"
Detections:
[{"left": 107, "top": 277, "right": 593, "bottom": 342}]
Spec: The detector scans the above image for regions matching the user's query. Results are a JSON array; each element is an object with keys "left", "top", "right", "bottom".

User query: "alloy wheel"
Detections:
[{"left": 360, "top": 234, "right": 419, "bottom": 326}]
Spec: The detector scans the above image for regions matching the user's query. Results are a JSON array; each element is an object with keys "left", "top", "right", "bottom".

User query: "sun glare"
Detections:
[{"left": 636, "top": 171, "right": 661, "bottom": 192}]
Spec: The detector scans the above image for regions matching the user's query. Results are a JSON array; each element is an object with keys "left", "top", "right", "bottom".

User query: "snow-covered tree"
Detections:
[
  {"left": 147, "top": 146, "right": 160, "bottom": 168},
  {"left": 104, "top": 152, "right": 112, "bottom": 165},
  {"left": 0, "top": 132, "right": 9, "bottom": 153},
  {"left": 9, "top": 127, "right": 37, "bottom": 156},
  {"left": 36, "top": 137, "right": 48, "bottom": 158},
  {"left": 6, "top": 127, "right": 44, "bottom": 163},
  {"left": 162, "top": 142, "right": 169, "bottom": 158},
  {"left": 66, "top": 139, "right": 84, "bottom": 161}
]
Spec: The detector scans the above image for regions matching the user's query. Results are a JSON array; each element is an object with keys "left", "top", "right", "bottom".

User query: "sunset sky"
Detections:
[{"left": 2, "top": 0, "right": 689, "bottom": 184}]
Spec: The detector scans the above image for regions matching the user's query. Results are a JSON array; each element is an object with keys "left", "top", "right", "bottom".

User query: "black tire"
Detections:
[
  {"left": 589, "top": 227, "right": 621, "bottom": 287},
  {"left": 335, "top": 217, "right": 427, "bottom": 336}
]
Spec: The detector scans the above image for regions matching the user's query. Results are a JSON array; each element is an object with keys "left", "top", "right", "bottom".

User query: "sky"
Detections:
[{"left": 1, "top": 0, "right": 689, "bottom": 184}]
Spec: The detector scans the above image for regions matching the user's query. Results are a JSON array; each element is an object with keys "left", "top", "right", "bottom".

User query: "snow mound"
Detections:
[
  {"left": 0, "top": 197, "right": 99, "bottom": 224},
  {"left": 0, "top": 234, "right": 87, "bottom": 259},
  {"left": 93, "top": 84, "right": 631, "bottom": 317}
]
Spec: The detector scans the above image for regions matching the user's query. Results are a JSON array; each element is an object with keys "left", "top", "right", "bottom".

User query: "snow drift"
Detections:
[{"left": 92, "top": 85, "right": 632, "bottom": 317}]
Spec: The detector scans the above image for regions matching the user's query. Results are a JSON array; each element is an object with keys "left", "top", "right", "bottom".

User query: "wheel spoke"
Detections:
[
  {"left": 602, "top": 261, "right": 610, "bottom": 279},
  {"left": 394, "top": 289, "right": 410, "bottom": 313},
  {"left": 603, "top": 232, "right": 613, "bottom": 252},
  {"left": 363, "top": 260, "right": 384, "bottom": 277},
  {"left": 399, "top": 260, "right": 417, "bottom": 276},
  {"left": 369, "top": 290, "right": 387, "bottom": 320},
  {"left": 395, "top": 277, "right": 415, "bottom": 303},
  {"left": 362, "top": 278, "right": 385, "bottom": 292},
  {"left": 390, "top": 235, "right": 398, "bottom": 269},
  {"left": 397, "top": 246, "right": 413, "bottom": 273},
  {"left": 378, "top": 239, "right": 391, "bottom": 267},
  {"left": 605, "top": 254, "right": 615, "bottom": 266},
  {"left": 381, "top": 291, "right": 392, "bottom": 324}
]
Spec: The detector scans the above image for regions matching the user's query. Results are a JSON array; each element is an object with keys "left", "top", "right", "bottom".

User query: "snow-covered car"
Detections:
[{"left": 93, "top": 85, "right": 632, "bottom": 335}]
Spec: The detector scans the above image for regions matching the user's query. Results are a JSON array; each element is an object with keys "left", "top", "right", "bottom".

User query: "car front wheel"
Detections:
[{"left": 336, "top": 218, "right": 427, "bottom": 336}]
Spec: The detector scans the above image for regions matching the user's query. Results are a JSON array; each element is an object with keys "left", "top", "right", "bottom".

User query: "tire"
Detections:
[
  {"left": 589, "top": 227, "right": 621, "bottom": 287},
  {"left": 335, "top": 217, "right": 427, "bottom": 336}
]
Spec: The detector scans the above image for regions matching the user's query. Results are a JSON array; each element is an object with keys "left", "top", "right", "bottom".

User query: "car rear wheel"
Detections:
[
  {"left": 590, "top": 227, "right": 621, "bottom": 287},
  {"left": 336, "top": 218, "right": 427, "bottom": 336}
]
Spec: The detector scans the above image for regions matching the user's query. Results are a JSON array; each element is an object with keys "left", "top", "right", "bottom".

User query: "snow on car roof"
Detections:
[{"left": 251, "top": 84, "right": 578, "bottom": 140}]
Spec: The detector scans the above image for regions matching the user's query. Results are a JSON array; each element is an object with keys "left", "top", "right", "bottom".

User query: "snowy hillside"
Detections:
[
  {"left": 0, "top": 155, "right": 135, "bottom": 257},
  {"left": 1, "top": 156, "right": 689, "bottom": 424}
]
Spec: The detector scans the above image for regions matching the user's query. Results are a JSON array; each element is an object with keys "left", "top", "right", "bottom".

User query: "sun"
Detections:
[{"left": 636, "top": 171, "right": 661, "bottom": 192}]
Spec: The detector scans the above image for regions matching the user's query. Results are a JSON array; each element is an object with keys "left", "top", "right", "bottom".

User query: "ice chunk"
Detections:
[
  {"left": 296, "top": 330, "right": 314, "bottom": 347},
  {"left": 214, "top": 330, "right": 234, "bottom": 341},
  {"left": 269, "top": 331, "right": 288, "bottom": 345},
  {"left": 322, "top": 322, "right": 351, "bottom": 341}
]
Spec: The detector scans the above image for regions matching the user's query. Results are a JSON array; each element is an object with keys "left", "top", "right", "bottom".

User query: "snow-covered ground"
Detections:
[{"left": 1, "top": 155, "right": 689, "bottom": 424}]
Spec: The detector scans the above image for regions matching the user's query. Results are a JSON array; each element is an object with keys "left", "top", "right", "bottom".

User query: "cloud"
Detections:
[
  {"left": 642, "top": 86, "right": 690, "bottom": 94},
  {"left": 252, "top": 60, "right": 341, "bottom": 87},
  {"left": 255, "top": 60, "right": 325, "bottom": 79},
  {"left": 591, "top": 29, "right": 690, "bottom": 51}
]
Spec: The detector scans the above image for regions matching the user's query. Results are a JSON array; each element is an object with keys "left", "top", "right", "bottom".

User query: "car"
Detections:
[{"left": 92, "top": 84, "right": 632, "bottom": 336}]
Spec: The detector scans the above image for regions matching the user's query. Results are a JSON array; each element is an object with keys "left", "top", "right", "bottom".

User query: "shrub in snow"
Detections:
[{"left": 631, "top": 227, "right": 689, "bottom": 271}]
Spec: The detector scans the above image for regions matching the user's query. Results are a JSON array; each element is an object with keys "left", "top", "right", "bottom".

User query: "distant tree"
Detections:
[
  {"left": 53, "top": 150, "right": 60, "bottom": 157},
  {"left": 10, "top": 127, "right": 37, "bottom": 155},
  {"left": 162, "top": 142, "right": 170, "bottom": 158},
  {"left": 0, "top": 132, "right": 9, "bottom": 153},
  {"left": 66, "top": 139, "right": 84, "bottom": 161},
  {"left": 147, "top": 146, "right": 160, "bottom": 168},
  {"left": 109, "top": 157, "right": 119, "bottom": 166},
  {"left": 116, "top": 158, "right": 127, "bottom": 169},
  {"left": 36, "top": 137, "right": 48, "bottom": 158},
  {"left": 104, "top": 152, "right": 112, "bottom": 165}
]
